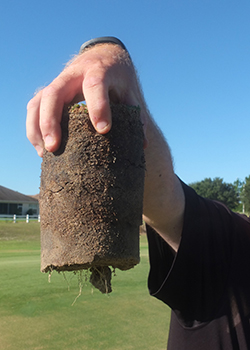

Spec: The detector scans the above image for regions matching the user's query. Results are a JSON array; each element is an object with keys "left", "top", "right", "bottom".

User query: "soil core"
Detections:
[{"left": 39, "top": 104, "right": 145, "bottom": 292}]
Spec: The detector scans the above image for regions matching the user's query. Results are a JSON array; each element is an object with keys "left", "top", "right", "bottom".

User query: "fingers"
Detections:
[
  {"left": 39, "top": 83, "right": 64, "bottom": 152},
  {"left": 26, "top": 91, "right": 44, "bottom": 157},
  {"left": 27, "top": 73, "right": 83, "bottom": 156},
  {"left": 26, "top": 44, "right": 146, "bottom": 157},
  {"left": 26, "top": 84, "right": 64, "bottom": 155},
  {"left": 83, "top": 70, "right": 112, "bottom": 134}
]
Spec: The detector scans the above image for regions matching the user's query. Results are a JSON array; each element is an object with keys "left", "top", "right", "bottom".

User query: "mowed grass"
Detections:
[{"left": 0, "top": 221, "right": 171, "bottom": 350}]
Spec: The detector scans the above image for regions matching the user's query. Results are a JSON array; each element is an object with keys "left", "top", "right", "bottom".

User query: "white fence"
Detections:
[{"left": 0, "top": 214, "right": 40, "bottom": 223}]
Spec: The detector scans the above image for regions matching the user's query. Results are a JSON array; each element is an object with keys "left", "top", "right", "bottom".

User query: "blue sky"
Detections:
[{"left": 0, "top": 0, "right": 249, "bottom": 195}]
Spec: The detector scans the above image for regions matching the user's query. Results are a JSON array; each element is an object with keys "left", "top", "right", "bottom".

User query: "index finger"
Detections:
[
  {"left": 39, "top": 75, "right": 83, "bottom": 152},
  {"left": 26, "top": 91, "right": 44, "bottom": 156}
]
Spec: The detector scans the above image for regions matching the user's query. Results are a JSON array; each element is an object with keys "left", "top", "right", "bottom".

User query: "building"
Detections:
[{"left": 0, "top": 185, "right": 39, "bottom": 216}]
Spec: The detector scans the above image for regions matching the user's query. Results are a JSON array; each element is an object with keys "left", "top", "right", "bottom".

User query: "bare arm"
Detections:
[
  {"left": 26, "top": 40, "right": 185, "bottom": 251},
  {"left": 143, "top": 117, "right": 185, "bottom": 251}
]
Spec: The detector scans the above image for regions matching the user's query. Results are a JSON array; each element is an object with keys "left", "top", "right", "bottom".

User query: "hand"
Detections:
[
  {"left": 26, "top": 41, "right": 185, "bottom": 249},
  {"left": 26, "top": 43, "right": 147, "bottom": 157}
]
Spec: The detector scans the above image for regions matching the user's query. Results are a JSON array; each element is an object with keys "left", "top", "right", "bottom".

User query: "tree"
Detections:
[
  {"left": 189, "top": 177, "right": 239, "bottom": 210},
  {"left": 233, "top": 176, "right": 250, "bottom": 213},
  {"left": 242, "top": 176, "right": 250, "bottom": 213},
  {"left": 233, "top": 178, "right": 245, "bottom": 212}
]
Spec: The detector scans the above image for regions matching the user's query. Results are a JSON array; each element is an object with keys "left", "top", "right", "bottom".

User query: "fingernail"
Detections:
[
  {"left": 44, "top": 135, "right": 55, "bottom": 149},
  {"left": 96, "top": 121, "right": 109, "bottom": 132}
]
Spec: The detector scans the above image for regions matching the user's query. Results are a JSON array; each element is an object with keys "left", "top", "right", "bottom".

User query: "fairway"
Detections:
[{"left": 0, "top": 221, "right": 171, "bottom": 350}]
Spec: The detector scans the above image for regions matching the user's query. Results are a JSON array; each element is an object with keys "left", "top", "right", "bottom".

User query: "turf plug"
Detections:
[{"left": 39, "top": 104, "right": 145, "bottom": 293}]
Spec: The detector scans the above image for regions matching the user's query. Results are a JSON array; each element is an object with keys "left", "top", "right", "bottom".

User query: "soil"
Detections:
[
  {"left": 89, "top": 266, "right": 112, "bottom": 294},
  {"left": 39, "top": 104, "right": 145, "bottom": 293}
]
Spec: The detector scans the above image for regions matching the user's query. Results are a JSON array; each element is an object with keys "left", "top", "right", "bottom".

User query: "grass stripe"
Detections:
[{"left": 0, "top": 221, "right": 170, "bottom": 350}]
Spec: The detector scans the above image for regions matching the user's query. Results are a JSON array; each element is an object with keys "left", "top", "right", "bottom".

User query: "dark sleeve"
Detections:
[{"left": 146, "top": 180, "right": 250, "bottom": 324}]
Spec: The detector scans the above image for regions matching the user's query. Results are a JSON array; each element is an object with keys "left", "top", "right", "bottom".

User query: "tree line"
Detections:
[{"left": 189, "top": 176, "right": 250, "bottom": 213}]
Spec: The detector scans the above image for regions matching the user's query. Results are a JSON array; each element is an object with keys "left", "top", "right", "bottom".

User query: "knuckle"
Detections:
[
  {"left": 42, "top": 84, "right": 59, "bottom": 98},
  {"left": 40, "top": 116, "right": 54, "bottom": 131},
  {"left": 83, "top": 62, "right": 107, "bottom": 89},
  {"left": 27, "top": 92, "right": 40, "bottom": 111},
  {"left": 83, "top": 73, "right": 104, "bottom": 91},
  {"left": 26, "top": 99, "right": 35, "bottom": 111}
]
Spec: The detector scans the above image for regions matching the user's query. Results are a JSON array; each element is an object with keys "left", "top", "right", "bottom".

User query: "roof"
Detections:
[{"left": 0, "top": 185, "right": 39, "bottom": 203}]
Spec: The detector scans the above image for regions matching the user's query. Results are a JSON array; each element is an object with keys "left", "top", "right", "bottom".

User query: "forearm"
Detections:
[{"left": 143, "top": 116, "right": 185, "bottom": 251}]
